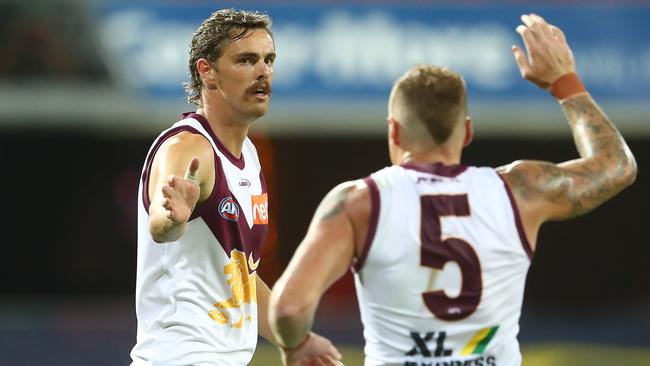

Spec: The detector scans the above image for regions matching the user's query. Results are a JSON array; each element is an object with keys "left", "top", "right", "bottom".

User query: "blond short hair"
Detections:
[{"left": 392, "top": 65, "right": 467, "bottom": 144}]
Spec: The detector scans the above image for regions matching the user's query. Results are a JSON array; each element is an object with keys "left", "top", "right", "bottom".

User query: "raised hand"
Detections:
[
  {"left": 281, "top": 332, "right": 343, "bottom": 366},
  {"left": 512, "top": 13, "right": 576, "bottom": 89},
  {"left": 161, "top": 157, "right": 201, "bottom": 225}
]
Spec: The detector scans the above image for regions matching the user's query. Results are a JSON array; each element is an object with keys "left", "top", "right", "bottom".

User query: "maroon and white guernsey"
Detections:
[
  {"left": 131, "top": 113, "right": 268, "bottom": 366},
  {"left": 354, "top": 163, "right": 533, "bottom": 366}
]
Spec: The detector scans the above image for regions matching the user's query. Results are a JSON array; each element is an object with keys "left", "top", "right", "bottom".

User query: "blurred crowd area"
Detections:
[
  {"left": 0, "top": 1, "right": 109, "bottom": 82},
  {"left": 1, "top": 1, "right": 649, "bottom": 365}
]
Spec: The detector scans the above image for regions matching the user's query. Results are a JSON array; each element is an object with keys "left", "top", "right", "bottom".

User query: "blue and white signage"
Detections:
[{"left": 99, "top": 2, "right": 650, "bottom": 102}]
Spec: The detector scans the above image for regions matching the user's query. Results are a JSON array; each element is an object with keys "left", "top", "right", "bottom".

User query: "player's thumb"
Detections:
[{"left": 184, "top": 156, "right": 200, "bottom": 182}]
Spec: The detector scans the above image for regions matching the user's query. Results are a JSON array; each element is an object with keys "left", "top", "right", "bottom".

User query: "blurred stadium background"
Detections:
[{"left": 1, "top": 1, "right": 649, "bottom": 365}]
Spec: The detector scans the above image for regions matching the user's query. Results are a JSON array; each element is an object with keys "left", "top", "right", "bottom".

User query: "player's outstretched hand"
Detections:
[
  {"left": 512, "top": 13, "right": 576, "bottom": 89},
  {"left": 161, "top": 157, "right": 201, "bottom": 225},
  {"left": 281, "top": 332, "right": 343, "bottom": 366}
]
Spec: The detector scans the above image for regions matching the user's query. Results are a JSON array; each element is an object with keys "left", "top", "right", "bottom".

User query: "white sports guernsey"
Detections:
[
  {"left": 353, "top": 163, "right": 533, "bottom": 366},
  {"left": 131, "top": 113, "right": 269, "bottom": 366}
]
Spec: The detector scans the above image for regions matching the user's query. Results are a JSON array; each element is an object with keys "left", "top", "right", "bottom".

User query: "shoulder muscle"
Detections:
[{"left": 149, "top": 131, "right": 215, "bottom": 203}]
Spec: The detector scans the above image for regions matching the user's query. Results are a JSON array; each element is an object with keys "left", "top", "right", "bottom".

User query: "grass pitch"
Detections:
[{"left": 249, "top": 343, "right": 650, "bottom": 366}]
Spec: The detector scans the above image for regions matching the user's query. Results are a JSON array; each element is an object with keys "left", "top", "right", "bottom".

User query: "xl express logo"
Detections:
[{"left": 218, "top": 196, "right": 240, "bottom": 222}]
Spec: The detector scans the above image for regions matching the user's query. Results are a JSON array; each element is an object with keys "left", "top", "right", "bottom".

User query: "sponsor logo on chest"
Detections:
[
  {"left": 251, "top": 193, "right": 268, "bottom": 225},
  {"left": 218, "top": 196, "right": 240, "bottom": 222}
]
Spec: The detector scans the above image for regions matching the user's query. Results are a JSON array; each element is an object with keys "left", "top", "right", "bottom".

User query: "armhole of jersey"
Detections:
[
  {"left": 497, "top": 173, "right": 534, "bottom": 260},
  {"left": 353, "top": 176, "right": 381, "bottom": 273},
  {"left": 141, "top": 126, "right": 203, "bottom": 214}
]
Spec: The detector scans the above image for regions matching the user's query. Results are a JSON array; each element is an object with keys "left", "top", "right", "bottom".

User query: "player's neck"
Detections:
[
  {"left": 196, "top": 106, "right": 250, "bottom": 159},
  {"left": 398, "top": 149, "right": 462, "bottom": 166}
]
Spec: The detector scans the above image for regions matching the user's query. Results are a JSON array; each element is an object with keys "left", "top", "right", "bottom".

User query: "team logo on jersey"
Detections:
[
  {"left": 251, "top": 193, "right": 268, "bottom": 225},
  {"left": 238, "top": 178, "right": 251, "bottom": 188},
  {"left": 209, "top": 249, "right": 259, "bottom": 328},
  {"left": 218, "top": 196, "right": 240, "bottom": 222}
]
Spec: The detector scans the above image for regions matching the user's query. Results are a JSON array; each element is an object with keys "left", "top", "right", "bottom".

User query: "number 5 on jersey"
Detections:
[{"left": 420, "top": 194, "right": 482, "bottom": 321}]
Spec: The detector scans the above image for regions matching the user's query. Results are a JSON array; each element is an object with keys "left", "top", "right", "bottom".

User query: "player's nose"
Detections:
[{"left": 255, "top": 61, "right": 271, "bottom": 80}]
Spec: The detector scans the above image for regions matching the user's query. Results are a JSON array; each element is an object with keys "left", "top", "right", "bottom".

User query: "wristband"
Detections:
[{"left": 550, "top": 72, "right": 587, "bottom": 100}]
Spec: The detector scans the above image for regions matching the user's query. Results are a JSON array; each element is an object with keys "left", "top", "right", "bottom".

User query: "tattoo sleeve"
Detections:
[
  {"left": 312, "top": 185, "right": 353, "bottom": 222},
  {"left": 504, "top": 94, "right": 636, "bottom": 220},
  {"left": 557, "top": 95, "right": 636, "bottom": 217}
]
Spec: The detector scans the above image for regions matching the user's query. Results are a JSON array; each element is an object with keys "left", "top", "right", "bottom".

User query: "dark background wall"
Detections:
[
  {"left": 1, "top": 128, "right": 648, "bottom": 366},
  {"left": 2, "top": 130, "right": 647, "bottom": 308}
]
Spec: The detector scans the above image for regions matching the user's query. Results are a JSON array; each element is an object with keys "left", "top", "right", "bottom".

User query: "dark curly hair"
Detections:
[{"left": 185, "top": 9, "right": 272, "bottom": 105}]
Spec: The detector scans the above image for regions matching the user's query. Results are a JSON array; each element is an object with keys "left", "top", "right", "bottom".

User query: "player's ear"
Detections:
[
  {"left": 197, "top": 58, "right": 216, "bottom": 87},
  {"left": 388, "top": 118, "right": 401, "bottom": 147},
  {"left": 463, "top": 117, "right": 473, "bottom": 147}
]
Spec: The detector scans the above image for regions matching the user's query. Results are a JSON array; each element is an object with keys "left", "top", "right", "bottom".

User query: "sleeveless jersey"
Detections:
[
  {"left": 130, "top": 113, "right": 269, "bottom": 366},
  {"left": 354, "top": 163, "right": 533, "bottom": 366}
]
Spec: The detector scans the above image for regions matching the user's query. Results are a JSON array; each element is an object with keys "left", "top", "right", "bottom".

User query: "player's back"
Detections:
[{"left": 354, "top": 162, "right": 532, "bottom": 366}]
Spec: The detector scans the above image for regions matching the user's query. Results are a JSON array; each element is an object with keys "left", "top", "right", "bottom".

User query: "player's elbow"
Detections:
[
  {"left": 614, "top": 150, "right": 638, "bottom": 190},
  {"left": 623, "top": 155, "right": 638, "bottom": 187},
  {"left": 150, "top": 232, "right": 166, "bottom": 244},
  {"left": 149, "top": 222, "right": 164, "bottom": 243},
  {"left": 149, "top": 220, "right": 175, "bottom": 244}
]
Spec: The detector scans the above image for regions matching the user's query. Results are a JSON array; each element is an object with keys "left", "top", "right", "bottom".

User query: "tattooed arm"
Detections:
[
  {"left": 498, "top": 14, "right": 637, "bottom": 250},
  {"left": 269, "top": 180, "right": 369, "bottom": 353}
]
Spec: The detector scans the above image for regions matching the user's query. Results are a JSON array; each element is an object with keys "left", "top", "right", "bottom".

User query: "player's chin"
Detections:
[{"left": 248, "top": 102, "right": 270, "bottom": 119}]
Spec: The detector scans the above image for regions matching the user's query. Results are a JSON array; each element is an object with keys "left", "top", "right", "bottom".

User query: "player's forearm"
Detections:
[
  {"left": 563, "top": 95, "right": 625, "bottom": 158},
  {"left": 269, "top": 279, "right": 315, "bottom": 349},
  {"left": 149, "top": 205, "right": 186, "bottom": 243},
  {"left": 558, "top": 94, "right": 637, "bottom": 216},
  {"left": 256, "top": 276, "right": 281, "bottom": 347},
  {"left": 269, "top": 305, "right": 313, "bottom": 349},
  {"left": 561, "top": 94, "right": 637, "bottom": 186}
]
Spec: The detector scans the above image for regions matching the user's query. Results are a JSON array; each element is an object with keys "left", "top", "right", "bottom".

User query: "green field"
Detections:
[{"left": 249, "top": 343, "right": 650, "bottom": 366}]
